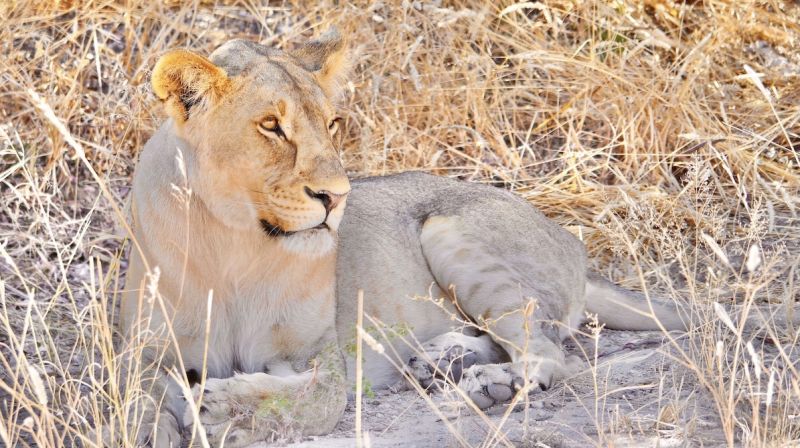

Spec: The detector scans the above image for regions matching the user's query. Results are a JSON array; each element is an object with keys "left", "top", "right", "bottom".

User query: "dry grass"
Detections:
[{"left": 1, "top": 0, "right": 799, "bottom": 446}]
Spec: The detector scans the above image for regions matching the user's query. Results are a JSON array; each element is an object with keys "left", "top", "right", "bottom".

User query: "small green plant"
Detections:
[
  {"left": 355, "top": 377, "right": 375, "bottom": 399},
  {"left": 257, "top": 393, "right": 293, "bottom": 418}
]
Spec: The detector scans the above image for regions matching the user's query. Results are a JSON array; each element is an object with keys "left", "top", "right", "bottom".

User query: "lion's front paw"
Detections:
[
  {"left": 150, "top": 412, "right": 182, "bottom": 448},
  {"left": 183, "top": 379, "right": 253, "bottom": 448},
  {"left": 102, "top": 407, "right": 180, "bottom": 448},
  {"left": 186, "top": 379, "right": 231, "bottom": 423}
]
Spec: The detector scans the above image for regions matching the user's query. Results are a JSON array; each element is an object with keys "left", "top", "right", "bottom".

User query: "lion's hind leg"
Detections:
[{"left": 418, "top": 215, "right": 585, "bottom": 409}]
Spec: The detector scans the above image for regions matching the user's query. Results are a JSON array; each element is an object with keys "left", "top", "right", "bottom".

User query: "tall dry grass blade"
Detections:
[{"left": 355, "top": 289, "right": 364, "bottom": 448}]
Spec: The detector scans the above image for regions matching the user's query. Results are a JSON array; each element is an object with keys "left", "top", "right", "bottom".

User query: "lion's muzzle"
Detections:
[{"left": 304, "top": 186, "right": 348, "bottom": 215}]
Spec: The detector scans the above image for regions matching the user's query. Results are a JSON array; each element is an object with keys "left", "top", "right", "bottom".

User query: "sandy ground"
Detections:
[{"left": 255, "top": 330, "right": 729, "bottom": 448}]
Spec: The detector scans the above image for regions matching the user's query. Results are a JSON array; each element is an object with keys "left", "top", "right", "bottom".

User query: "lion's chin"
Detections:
[{"left": 277, "top": 228, "right": 336, "bottom": 258}]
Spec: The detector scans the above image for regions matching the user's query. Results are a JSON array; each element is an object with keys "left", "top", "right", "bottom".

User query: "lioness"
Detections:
[{"left": 123, "top": 30, "right": 687, "bottom": 447}]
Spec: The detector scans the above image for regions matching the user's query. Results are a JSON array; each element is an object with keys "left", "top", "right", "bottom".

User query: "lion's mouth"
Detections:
[{"left": 259, "top": 219, "right": 329, "bottom": 238}]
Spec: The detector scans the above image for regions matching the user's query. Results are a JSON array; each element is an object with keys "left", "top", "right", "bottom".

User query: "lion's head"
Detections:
[{"left": 150, "top": 30, "right": 351, "bottom": 255}]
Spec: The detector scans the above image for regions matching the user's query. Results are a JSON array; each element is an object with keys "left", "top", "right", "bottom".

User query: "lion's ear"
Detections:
[
  {"left": 151, "top": 50, "right": 230, "bottom": 122},
  {"left": 292, "top": 28, "right": 350, "bottom": 99}
]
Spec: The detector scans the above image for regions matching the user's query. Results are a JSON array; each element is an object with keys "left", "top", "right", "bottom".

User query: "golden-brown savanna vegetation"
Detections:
[{"left": 1, "top": 1, "right": 799, "bottom": 446}]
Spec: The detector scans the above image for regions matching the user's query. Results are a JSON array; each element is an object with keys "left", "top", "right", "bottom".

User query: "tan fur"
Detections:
[
  {"left": 123, "top": 31, "right": 692, "bottom": 448},
  {"left": 122, "top": 31, "right": 351, "bottom": 447},
  {"left": 151, "top": 50, "right": 231, "bottom": 122},
  {"left": 290, "top": 28, "right": 350, "bottom": 98}
]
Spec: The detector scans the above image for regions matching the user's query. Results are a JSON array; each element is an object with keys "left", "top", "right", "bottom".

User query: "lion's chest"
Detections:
[
  {"left": 180, "top": 280, "right": 336, "bottom": 379},
  {"left": 172, "top": 225, "right": 338, "bottom": 379}
]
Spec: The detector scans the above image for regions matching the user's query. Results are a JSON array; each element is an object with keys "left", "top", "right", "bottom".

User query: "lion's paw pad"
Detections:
[{"left": 459, "top": 364, "right": 537, "bottom": 409}]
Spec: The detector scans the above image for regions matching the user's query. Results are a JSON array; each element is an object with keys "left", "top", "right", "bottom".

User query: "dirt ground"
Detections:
[{"left": 272, "top": 330, "right": 727, "bottom": 448}]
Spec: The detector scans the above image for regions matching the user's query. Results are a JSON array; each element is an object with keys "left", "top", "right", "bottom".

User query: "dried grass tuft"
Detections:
[{"left": 1, "top": 0, "right": 799, "bottom": 446}]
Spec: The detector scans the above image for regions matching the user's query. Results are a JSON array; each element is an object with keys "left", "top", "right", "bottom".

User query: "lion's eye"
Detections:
[
  {"left": 328, "top": 117, "right": 342, "bottom": 135},
  {"left": 258, "top": 116, "right": 285, "bottom": 139}
]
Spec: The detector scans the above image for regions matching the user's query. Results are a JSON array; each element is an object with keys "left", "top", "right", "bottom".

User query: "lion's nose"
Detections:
[{"left": 304, "top": 186, "right": 348, "bottom": 214}]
